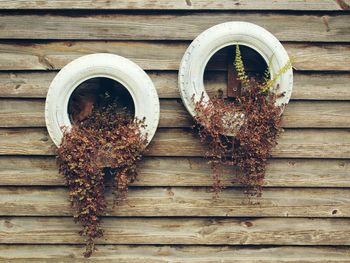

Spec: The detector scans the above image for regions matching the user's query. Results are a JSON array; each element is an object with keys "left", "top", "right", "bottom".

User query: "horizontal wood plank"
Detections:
[
  {"left": 0, "top": 128, "right": 349, "bottom": 158},
  {"left": 149, "top": 129, "right": 350, "bottom": 158},
  {"left": 0, "top": 42, "right": 348, "bottom": 71},
  {"left": 281, "top": 101, "right": 350, "bottom": 128},
  {"left": 1, "top": 157, "right": 349, "bottom": 187},
  {"left": 0, "top": 245, "right": 350, "bottom": 262},
  {"left": 0, "top": 72, "right": 350, "bottom": 100},
  {"left": 0, "top": 99, "right": 44, "bottom": 128},
  {"left": 0, "top": 3, "right": 349, "bottom": 259},
  {"left": 0, "top": 13, "right": 349, "bottom": 42},
  {"left": 0, "top": 0, "right": 348, "bottom": 10},
  {"left": 0, "top": 187, "right": 349, "bottom": 217},
  {"left": 1, "top": 217, "right": 350, "bottom": 245},
  {"left": 1, "top": 99, "right": 350, "bottom": 128}
]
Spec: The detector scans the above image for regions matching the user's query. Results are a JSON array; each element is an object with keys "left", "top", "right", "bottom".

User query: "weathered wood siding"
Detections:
[{"left": 0, "top": 1, "right": 349, "bottom": 262}]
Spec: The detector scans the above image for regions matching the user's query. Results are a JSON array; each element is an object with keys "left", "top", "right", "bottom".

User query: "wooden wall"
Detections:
[{"left": 0, "top": 1, "right": 349, "bottom": 262}]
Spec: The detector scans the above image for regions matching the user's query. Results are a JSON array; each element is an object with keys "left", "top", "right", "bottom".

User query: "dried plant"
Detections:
[
  {"left": 193, "top": 45, "right": 290, "bottom": 198},
  {"left": 57, "top": 92, "right": 147, "bottom": 257}
]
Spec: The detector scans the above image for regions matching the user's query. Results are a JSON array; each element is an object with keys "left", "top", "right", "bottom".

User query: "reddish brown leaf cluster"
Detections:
[
  {"left": 57, "top": 97, "right": 147, "bottom": 257},
  {"left": 232, "top": 83, "right": 283, "bottom": 197},
  {"left": 193, "top": 80, "right": 283, "bottom": 198}
]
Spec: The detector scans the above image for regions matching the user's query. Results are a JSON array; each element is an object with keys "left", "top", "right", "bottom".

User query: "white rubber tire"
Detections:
[
  {"left": 45, "top": 53, "right": 160, "bottom": 147},
  {"left": 179, "top": 21, "right": 293, "bottom": 123}
]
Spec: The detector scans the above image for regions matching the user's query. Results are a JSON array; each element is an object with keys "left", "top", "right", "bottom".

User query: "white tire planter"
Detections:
[
  {"left": 45, "top": 53, "right": 160, "bottom": 147},
  {"left": 179, "top": 22, "right": 293, "bottom": 135}
]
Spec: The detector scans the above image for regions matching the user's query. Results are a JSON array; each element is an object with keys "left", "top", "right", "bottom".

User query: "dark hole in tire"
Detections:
[
  {"left": 204, "top": 45, "right": 268, "bottom": 99},
  {"left": 67, "top": 77, "right": 135, "bottom": 124}
]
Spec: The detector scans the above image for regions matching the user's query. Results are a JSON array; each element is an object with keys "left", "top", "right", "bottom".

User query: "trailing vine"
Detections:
[
  {"left": 193, "top": 45, "right": 291, "bottom": 198},
  {"left": 57, "top": 89, "right": 147, "bottom": 257}
]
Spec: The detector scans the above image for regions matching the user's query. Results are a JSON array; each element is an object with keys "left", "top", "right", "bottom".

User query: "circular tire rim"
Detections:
[
  {"left": 178, "top": 22, "right": 293, "bottom": 135},
  {"left": 45, "top": 53, "right": 160, "bottom": 147}
]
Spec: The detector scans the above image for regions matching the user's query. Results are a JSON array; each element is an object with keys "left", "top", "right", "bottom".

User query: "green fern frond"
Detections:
[
  {"left": 234, "top": 45, "right": 250, "bottom": 87},
  {"left": 233, "top": 45, "right": 293, "bottom": 93},
  {"left": 260, "top": 57, "right": 293, "bottom": 93},
  {"left": 262, "top": 54, "right": 274, "bottom": 84}
]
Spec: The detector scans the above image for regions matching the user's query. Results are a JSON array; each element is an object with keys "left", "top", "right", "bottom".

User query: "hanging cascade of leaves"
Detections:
[
  {"left": 193, "top": 45, "right": 291, "bottom": 198},
  {"left": 57, "top": 88, "right": 147, "bottom": 257}
]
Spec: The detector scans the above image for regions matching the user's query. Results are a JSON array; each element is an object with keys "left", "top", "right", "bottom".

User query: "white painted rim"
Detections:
[
  {"left": 178, "top": 22, "right": 293, "bottom": 134},
  {"left": 45, "top": 53, "right": 160, "bottom": 147}
]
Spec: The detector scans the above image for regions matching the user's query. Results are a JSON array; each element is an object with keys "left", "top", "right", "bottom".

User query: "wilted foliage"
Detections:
[
  {"left": 57, "top": 91, "right": 147, "bottom": 257},
  {"left": 193, "top": 45, "right": 288, "bottom": 198}
]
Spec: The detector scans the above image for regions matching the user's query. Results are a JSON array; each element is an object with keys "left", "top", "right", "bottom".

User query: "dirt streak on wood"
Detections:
[
  {"left": 0, "top": 157, "right": 349, "bottom": 187},
  {"left": 0, "top": 42, "right": 348, "bottom": 71}
]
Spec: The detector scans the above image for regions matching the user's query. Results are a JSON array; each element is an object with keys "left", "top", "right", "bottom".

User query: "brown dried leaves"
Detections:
[
  {"left": 193, "top": 81, "right": 282, "bottom": 198},
  {"left": 57, "top": 102, "right": 147, "bottom": 257}
]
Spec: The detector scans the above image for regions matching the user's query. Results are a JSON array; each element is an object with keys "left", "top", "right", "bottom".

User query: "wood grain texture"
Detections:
[
  {"left": 1, "top": 99, "right": 350, "bottom": 128},
  {"left": 0, "top": 245, "right": 350, "bottom": 263},
  {"left": 1, "top": 217, "right": 350, "bottom": 245},
  {"left": 1, "top": 157, "right": 349, "bottom": 187},
  {"left": 146, "top": 128, "right": 350, "bottom": 158},
  {"left": 0, "top": 187, "right": 349, "bottom": 217},
  {"left": 0, "top": 99, "right": 45, "bottom": 128},
  {"left": 1, "top": 72, "right": 350, "bottom": 100},
  {"left": 0, "top": 0, "right": 348, "bottom": 10},
  {"left": 0, "top": 3, "right": 349, "bottom": 260},
  {"left": 281, "top": 101, "right": 350, "bottom": 128},
  {"left": 0, "top": 42, "right": 348, "bottom": 71},
  {"left": 0, "top": 128, "right": 349, "bottom": 158},
  {"left": 0, "top": 13, "right": 349, "bottom": 42}
]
